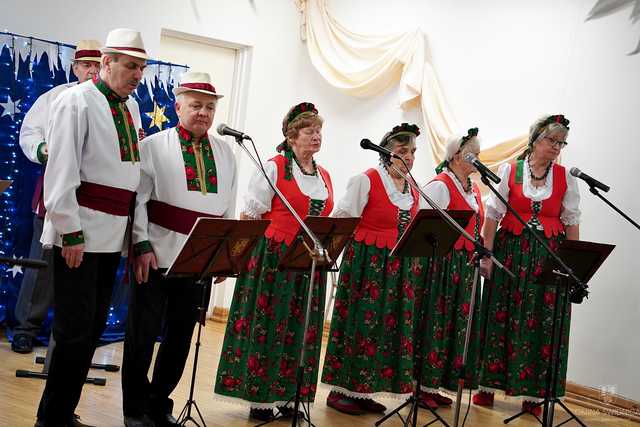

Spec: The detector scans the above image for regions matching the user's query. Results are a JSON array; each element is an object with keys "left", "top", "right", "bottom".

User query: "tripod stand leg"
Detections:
[
  {"left": 374, "top": 398, "right": 411, "bottom": 426},
  {"left": 554, "top": 400, "right": 586, "bottom": 427}
]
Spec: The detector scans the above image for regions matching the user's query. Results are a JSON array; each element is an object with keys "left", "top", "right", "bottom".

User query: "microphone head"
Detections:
[
  {"left": 216, "top": 123, "right": 228, "bottom": 136},
  {"left": 569, "top": 167, "right": 581, "bottom": 177},
  {"left": 463, "top": 152, "right": 477, "bottom": 163},
  {"left": 360, "top": 138, "right": 373, "bottom": 149}
]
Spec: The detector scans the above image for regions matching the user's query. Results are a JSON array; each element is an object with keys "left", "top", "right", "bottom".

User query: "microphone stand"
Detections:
[
  {"left": 375, "top": 155, "right": 514, "bottom": 427},
  {"left": 587, "top": 186, "right": 640, "bottom": 231},
  {"left": 476, "top": 167, "right": 588, "bottom": 427},
  {"left": 234, "top": 135, "right": 327, "bottom": 427}
]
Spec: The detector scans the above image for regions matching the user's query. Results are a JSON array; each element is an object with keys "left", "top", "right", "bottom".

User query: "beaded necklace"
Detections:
[{"left": 527, "top": 156, "right": 552, "bottom": 181}]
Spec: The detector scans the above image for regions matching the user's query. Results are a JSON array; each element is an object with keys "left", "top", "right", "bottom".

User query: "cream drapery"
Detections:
[{"left": 296, "top": 0, "right": 528, "bottom": 169}]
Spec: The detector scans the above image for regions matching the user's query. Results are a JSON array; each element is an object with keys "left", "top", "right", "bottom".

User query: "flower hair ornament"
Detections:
[
  {"left": 380, "top": 123, "right": 420, "bottom": 148},
  {"left": 277, "top": 102, "right": 320, "bottom": 180},
  {"left": 435, "top": 127, "right": 479, "bottom": 174},
  {"left": 530, "top": 114, "right": 570, "bottom": 146}
]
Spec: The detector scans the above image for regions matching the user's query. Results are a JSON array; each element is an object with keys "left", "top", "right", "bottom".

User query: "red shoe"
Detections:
[
  {"left": 417, "top": 392, "right": 439, "bottom": 410},
  {"left": 472, "top": 391, "right": 494, "bottom": 407},
  {"left": 522, "top": 400, "right": 542, "bottom": 417},
  {"left": 326, "top": 391, "right": 366, "bottom": 415},
  {"left": 356, "top": 397, "right": 386, "bottom": 413},
  {"left": 423, "top": 392, "right": 452, "bottom": 406}
]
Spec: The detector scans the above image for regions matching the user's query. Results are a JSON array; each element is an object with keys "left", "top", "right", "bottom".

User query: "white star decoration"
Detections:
[
  {"left": 0, "top": 95, "right": 21, "bottom": 120},
  {"left": 8, "top": 255, "right": 23, "bottom": 278},
  {"left": 586, "top": 0, "right": 640, "bottom": 55}
]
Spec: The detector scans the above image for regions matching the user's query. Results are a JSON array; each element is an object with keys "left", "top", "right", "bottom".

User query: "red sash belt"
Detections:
[
  {"left": 76, "top": 181, "right": 135, "bottom": 216},
  {"left": 147, "top": 199, "right": 220, "bottom": 235},
  {"left": 31, "top": 175, "right": 45, "bottom": 218}
]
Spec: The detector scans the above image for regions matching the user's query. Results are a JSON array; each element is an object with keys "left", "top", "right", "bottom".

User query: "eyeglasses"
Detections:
[{"left": 543, "top": 136, "right": 568, "bottom": 149}]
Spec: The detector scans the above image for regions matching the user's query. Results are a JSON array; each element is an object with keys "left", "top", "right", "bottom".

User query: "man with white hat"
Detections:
[
  {"left": 121, "top": 71, "right": 236, "bottom": 427},
  {"left": 35, "top": 28, "right": 148, "bottom": 427},
  {"left": 13, "top": 39, "right": 102, "bottom": 355}
]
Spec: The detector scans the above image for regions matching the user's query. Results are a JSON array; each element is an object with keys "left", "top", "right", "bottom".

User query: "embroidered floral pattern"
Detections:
[
  {"left": 93, "top": 76, "right": 140, "bottom": 162},
  {"left": 176, "top": 126, "right": 218, "bottom": 194},
  {"left": 478, "top": 230, "right": 569, "bottom": 397}
]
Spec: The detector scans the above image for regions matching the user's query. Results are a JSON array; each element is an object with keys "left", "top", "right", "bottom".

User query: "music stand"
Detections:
[
  {"left": 504, "top": 239, "right": 615, "bottom": 427},
  {"left": 259, "top": 216, "right": 358, "bottom": 427},
  {"left": 166, "top": 217, "right": 269, "bottom": 427},
  {"left": 377, "top": 209, "right": 472, "bottom": 427},
  {"left": 3, "top": 236, "right": 116, "bottom": 386},
  {"left": 278, "top": 216, "right": 360, "bottom": 271}
]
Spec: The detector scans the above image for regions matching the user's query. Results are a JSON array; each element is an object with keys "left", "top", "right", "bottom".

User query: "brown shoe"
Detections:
[{"left": 326, "top": 391, "right": 366, "bottom": 415}]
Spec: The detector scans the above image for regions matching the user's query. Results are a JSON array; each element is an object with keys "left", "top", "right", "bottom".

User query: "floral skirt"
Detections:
[
  {"left": 417, "top": 248, "right": 482, "bottom": 392},
  {"left": 214, "top": 237, "right": 326, "bottom": 407},
  {"left": 321, "top": 240, "right": 424, "bottom": 398},
  {"left": 477, "top": 229, "right": 570, "bottom": 399}
]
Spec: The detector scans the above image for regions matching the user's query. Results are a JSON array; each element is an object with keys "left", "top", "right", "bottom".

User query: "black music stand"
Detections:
[
  {"left": 166, "top": 217, "right": 269, "bottom": 427},
  {"left": 3, "top": 233, "right": 116, "bottom": 385},
  {"left": 277, "top": 216, "right": 360, "bottom": 271},
  {"left": 504, "top": 239, "right": 615, "bottom": 426},
  {"left": 258, "top": 216, "right": 358, "bottom": 427},
  {"left": 377, "top": 209, "right": 473, "bottom": 427}
]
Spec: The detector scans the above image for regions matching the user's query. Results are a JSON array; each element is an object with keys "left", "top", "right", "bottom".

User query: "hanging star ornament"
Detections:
[
  {"left": 146, "top": 102, "right": 169, "bottom": 131},
  {"left": 0, "top": 95, "right": 21, "bottom": 120},
  {"left": 586, "top": 0, "right": 640, "bottom": 55},
  {"left": 8, "top": 255, "right": 24, "bottom": 278}
]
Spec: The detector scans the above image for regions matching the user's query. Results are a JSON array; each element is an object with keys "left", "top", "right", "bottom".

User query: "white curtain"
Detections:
[{"left": 297, "top": 0, "right": 528, "bottom": 169}]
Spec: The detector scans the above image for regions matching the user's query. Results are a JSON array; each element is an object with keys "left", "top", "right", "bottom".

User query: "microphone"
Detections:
[
  {"left": 570, "top": 167, "right": 610, "bottom": 192},
  {"left": 463, "top": 153, "right": 501, "bottom": 184},
  {"left": 359, "top": 138, "right": 400, "bottom": 159},
  {"left": 216, "top": 123, "right": 250, "bottom": 140}
]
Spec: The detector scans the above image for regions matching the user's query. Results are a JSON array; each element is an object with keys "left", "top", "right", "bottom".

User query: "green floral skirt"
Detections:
[
  {"left": 477, "top": 229, "right": 570, "bottom": 399},
  {"left": 321, "top": 240, "right": 424, "bottom": 398},
  {"left": 417, "top": 248, "right": 482, "bottom": 392},
  {"left": 214, "top": 236, "right": 326, "bottom": 407}
]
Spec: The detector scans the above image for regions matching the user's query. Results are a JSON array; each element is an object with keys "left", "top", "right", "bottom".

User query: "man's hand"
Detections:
[
  {"left": 61, "top": 244, "right": 85, "bottom": 268},
  {"left": 135, "top": 251, "right": 158, "bottom": 284}
]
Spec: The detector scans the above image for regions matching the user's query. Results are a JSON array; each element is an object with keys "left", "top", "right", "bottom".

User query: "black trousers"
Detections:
[
  {"left": 37, "top": 248, "right": 121, "bottom": 426},
  {"left": 14, "top": 215, "right": 55, "bottom": 338},
  {"left": 121, "top": 268, "right": 200, "bottom": 417}
]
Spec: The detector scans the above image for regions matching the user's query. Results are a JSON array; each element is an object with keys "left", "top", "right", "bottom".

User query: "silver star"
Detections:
[
  {"left": 8, "top": 255, "right": 23, "bottom": 278},
  {"left": 0, "top": 96, "right": 21, "bottom": 120}
]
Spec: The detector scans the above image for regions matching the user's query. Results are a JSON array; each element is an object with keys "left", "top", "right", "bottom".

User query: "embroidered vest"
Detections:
[
  {"left": 263, "top": 155, "right": 334, "bottom": 245},
  {"left": 353, "top": 168, "right": 420, "bottom": 250},
  {"left": 431, "top": 172, "right": 485, "bottom": 252},
  {"left": 500, "top": 161, "right": 566, "bottom": 238}
]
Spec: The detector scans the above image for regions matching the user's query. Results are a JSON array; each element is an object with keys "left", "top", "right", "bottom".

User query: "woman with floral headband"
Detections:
[
  {"left": 473, "top": 115, "right": 581, "bottom": 416},
  {"left": 321, "top": 123, "right": 423, "bottom": 415},
  {"left": 214, "top": 102, "right": 333, "bottom": 421},
  {"left": 415, "top": 128, "right": 485, "bottom": 409}
]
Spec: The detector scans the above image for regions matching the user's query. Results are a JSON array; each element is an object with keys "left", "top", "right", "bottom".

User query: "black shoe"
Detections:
[
  {"left": 33, "top": 414, "right": 93, "bottom": 427},
  {"left": 124, "top": 415, "right": 155, "bottom": 427},
  {"left": 149, "top": 412, "right": 178, "bottom": 427},
  {"left": 249, "top": 408, "right": 274, "bottom": 421},
  {"left": 11, "top": 333, "right": 34, "bottom": 353},
  {"left": 70, "top": 414, "right": 95, "bottom": 427},
  {"left": 276, "top": 406, "right": 305, "bottom": 419}
]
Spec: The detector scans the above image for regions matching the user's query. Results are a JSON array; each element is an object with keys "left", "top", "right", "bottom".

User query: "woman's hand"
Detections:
[{"left": 480, "top": 257, "right": 493, "bottom": 279}]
